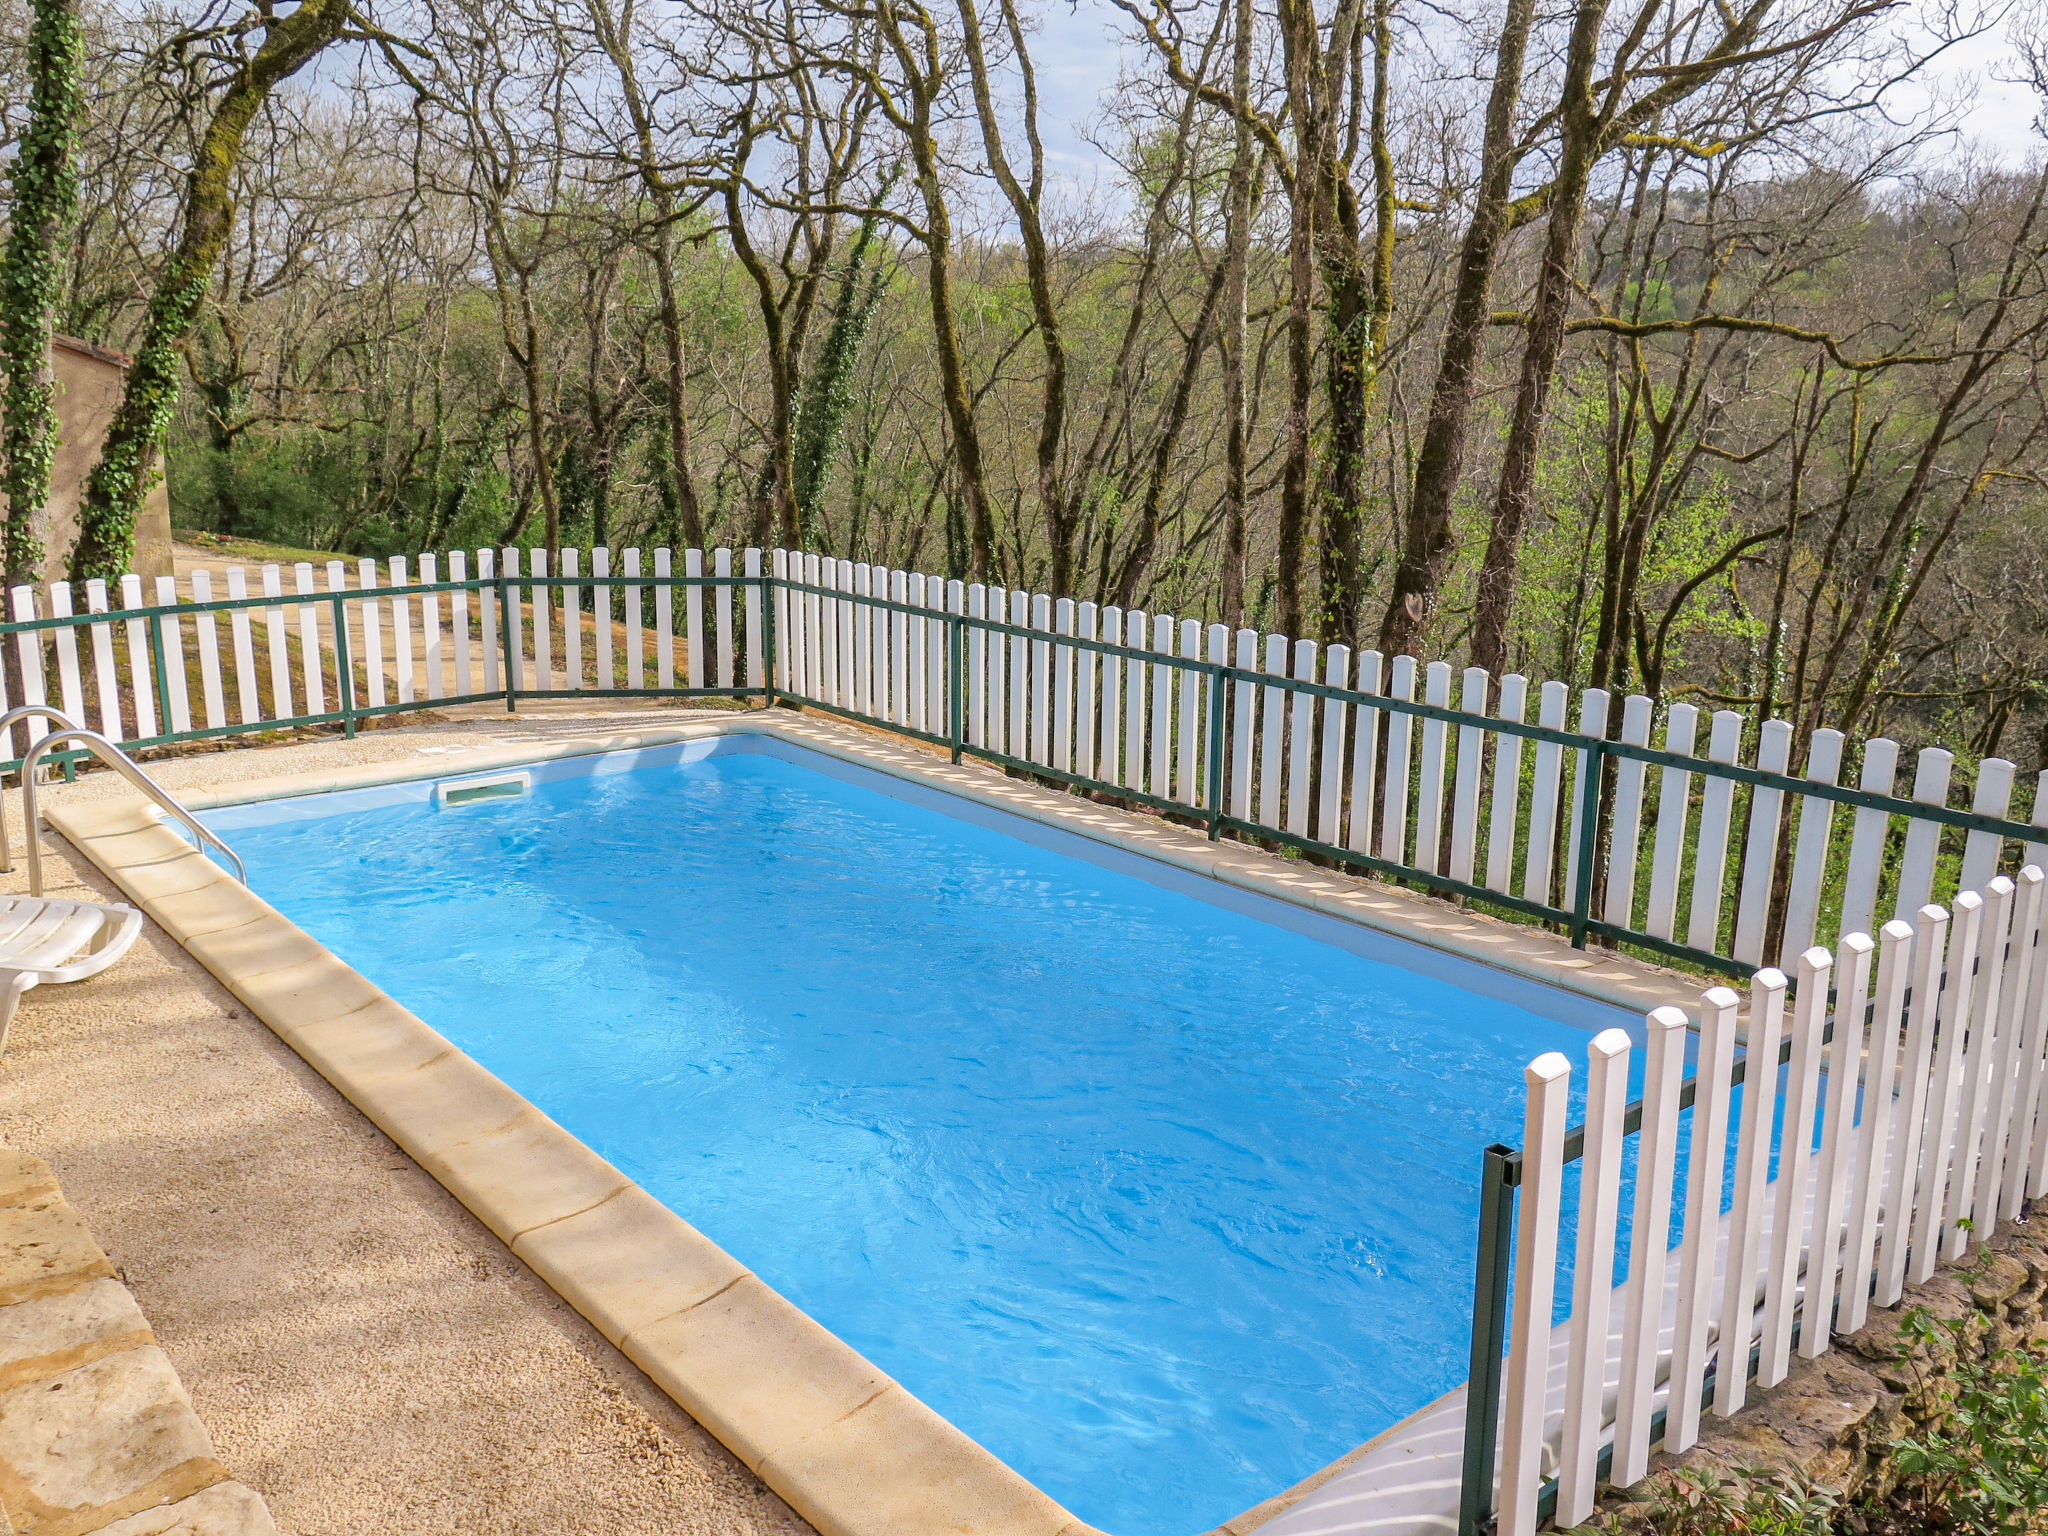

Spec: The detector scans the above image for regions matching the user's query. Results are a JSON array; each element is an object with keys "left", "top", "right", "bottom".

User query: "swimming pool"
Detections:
[{"left": 205, "top": 735, "right": 1633, "bottom": 1535}]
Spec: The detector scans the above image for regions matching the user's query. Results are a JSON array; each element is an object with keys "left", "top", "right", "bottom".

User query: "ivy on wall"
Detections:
[{"left": 0, "top": 0, "right": 85, "bottom": 587}]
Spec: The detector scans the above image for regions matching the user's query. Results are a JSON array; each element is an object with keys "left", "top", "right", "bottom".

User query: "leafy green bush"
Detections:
[{"left": 1880, "top": 1311, "right": 2048, "bottom": 1536}]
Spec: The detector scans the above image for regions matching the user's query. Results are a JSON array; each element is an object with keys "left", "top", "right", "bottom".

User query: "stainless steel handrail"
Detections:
[
  {"left": 5, "top": 719, "right": 247, "bottom": 895},
  {"left": 0, "top": 704, "right": 81, "bottom": 874}
]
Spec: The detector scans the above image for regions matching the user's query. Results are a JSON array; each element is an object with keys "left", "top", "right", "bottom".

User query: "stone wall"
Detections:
[
  {"left": 1571, "top": 1197, "right": 2048, "bottom": 1532},
  {"left": 0, "top": 1142, "right": 272, "bottom": 1536},
  {"left": 0, "top": 337, "right": 174, "bottom": 586}
]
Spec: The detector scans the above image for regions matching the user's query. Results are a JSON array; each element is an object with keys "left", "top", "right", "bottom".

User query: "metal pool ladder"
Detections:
[{"left": 0, "top": 706, "right": 247, "bottom": 896}]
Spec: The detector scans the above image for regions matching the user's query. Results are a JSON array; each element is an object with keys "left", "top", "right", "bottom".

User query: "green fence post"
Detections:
[
  {"left": 1459, "top": 1145, "right": 1518, "bottom": 1536},
  {"left": 499, "top": 577, "right": 517, "bottom": 713},
  {"left": 1206, "top": 667, "right": 1227, "bottom": 841},
  {"left": 332, "top": 595, "right": 357, "bottom": 739},
  {"left": 948, "top": 616, "right": 964, "bottom": 765},
  {"left": 1569, "top": 740, "right": 1605, "bottom": 949},
  {"left": 147, "top": 611, "right": 173, "bottom": 743}
]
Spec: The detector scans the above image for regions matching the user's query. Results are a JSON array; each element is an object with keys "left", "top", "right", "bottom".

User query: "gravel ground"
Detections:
[{"left": 0, "top": 703, "right": 817, "bottom": 1536}]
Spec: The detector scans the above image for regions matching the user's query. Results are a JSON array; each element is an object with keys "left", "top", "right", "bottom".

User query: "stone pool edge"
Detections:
[{"left": 45, "top": 794, "right": 1107, "bottom": 1536}]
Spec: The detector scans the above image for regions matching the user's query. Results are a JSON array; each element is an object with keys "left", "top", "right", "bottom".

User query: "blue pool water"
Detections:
[{"left": 209, "top": 740, "right": 1634, "bottom": 1535}]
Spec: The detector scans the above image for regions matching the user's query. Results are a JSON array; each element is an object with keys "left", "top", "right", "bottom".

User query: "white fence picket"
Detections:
[
  {"left": 46, "top": 582, "right": 85, "bottom": 726},
  {"left": 1759, "top": 947, "right": 1831, "bottom": 1387},
  {"left": 191, "top": 571, "right": 230, "bottom": 723},
  {"left": 1960, "top": 759, "right": 2017, "bottom": 895},
  {"left": 1258, "top": 633, "right": 1286, "bottom": 827},
  {"left": 1155, "top": 615, "right": 1179, "bottom": 798},
  {"left": 1562, "top": 689, "right": 1610, "bottom": 907},
  {"left": 1521, "top": 681, "right": 1569, "bottom": 906},
  {"left": 1982, "top": 868, "right": 2046, "bottom": 1231},
  {"left": 1380, "top": 656, "right": 1418, "bottom": 866},
  {"left": 1448, "top": 667, "right": 1487, "bottom": 884},
  {"left": 654, "top": 548, "right": 676, "bottom": 690},
  {"left": 1286, "top": 639, "right": 1316, "bottom": 836},
  {"left": 1603, "top": 695, "right": 1654, "bottom": 928},
  {"left": 1126, "top": 610, "right": 1151, "bottom": 791},
  {"left": 1912, "top": 892, "right": 1982, "bottom": 1285},
  {"left": 685, "top": 548, "right": 706, "bottom": 691},
  {"left": 1347, "top": 651, "right": 1382, "bottom": 858},
  {"left": 1896, "top": 748, "right": 1955, "bottom": 917},
  {"left": 1052, "top": 601, "right": 1074, "bottom": 769},
  {"left": 1075, "top": 604, "right": 1100, "bottom": 779},
  {"left": 1686, "top": 711, "right": 1746, "bottom": 953},
  {"left": 1228, "top": 629, "right": 1254, "bottom": 818},
  {"left": 1485, "top": 676, "right": 1527, "bottom": 894},
  {"left": 1499, "top": 1051, "right": 1571, "bottom": 1536},
  {"left": 1716, "top": 967, "right": 1788, "bottom": 1418},
  {"left": 1175, "top": 617, "right": 1201, "bottom": 803},
  {"left": 1845, "top": 920, "right": 1917, "bottom": 1329},
  {"left": 1805, "top": 931, "right": 1877, "bottom": 1356},
  {"left": 1413, "top": 662, "right": 1451, "bottom": 874},
  {"left": 1668, "top": 985, "right": 1741, "bottom": 1453},
  {"left": 2007, "top": 873, "right": 2048, "bottom": 1217},
  {"left": 587, "top": 546, "right": 612, "bottom": 689},
  {"left": 388, "top": 556, "right": 415, "bottom": 705},
  {"left": 496, "top": 550, "right": 520, "bottom": 694},
  {"left": 1840, "top": 739, "right": 1900, "bottom": 938},
  {"left": 477, "top": 549, "right": 500, "bottom": 695},
  {"left": 1556, "top": 1027, "right": 1631, "bottom": 1528},
  {"left": 1644, "top": 704, "right": 1700, "bottom": 941},
  {"left": 150, "top": 576, "right": 188, "bottom": 734},
  {"left": 1779, "top": 730, "right": 1846, "bottom": 967},
  {"left": 449, "top": 551, "right": 473, "bottom": 697},
  {"left": 1730, "top": 719, "right": 1794, "bottom": 965},
  {"left": 1612, "top": 1004, "right": 1690, "bottom": 1486},
  {"left": 1949, "top": 877, "right": 2016, "bottom": 1262},
  {"left": 291, "top": 563, "right": 323, "bottom": 716},
  {"left": 716, "top": 547, "right": 736, "bottom": 690},
  {"left": 222, "top": 573, "right": 260, "bottom": 729},
  {"left": 751, "top": 548, "right": 771, "bottom": 693},
  {"left": 1011, "top": 588, "right": 1031, "bottom": 759},
  {"left": 1318, "top": 648, "right": 1352, "bottom": 845},
  {"left": 83, "top": 579, "right": 119, "bottom": 739}
]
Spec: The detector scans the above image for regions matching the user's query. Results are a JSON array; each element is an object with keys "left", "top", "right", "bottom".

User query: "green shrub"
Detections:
[{"left": 1880, "top": 1311, "right": 2048, "bottom": 1536}]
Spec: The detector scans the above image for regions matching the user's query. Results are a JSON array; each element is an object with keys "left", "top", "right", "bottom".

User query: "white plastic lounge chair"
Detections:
[{"left": 0, "top": 895, "right": 142, "bottom": 1052}]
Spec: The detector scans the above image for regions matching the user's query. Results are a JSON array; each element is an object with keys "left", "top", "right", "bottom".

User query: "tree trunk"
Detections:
[
  {"left": 1217, "top": 0, "right": 1255, "bottom": 630},
  {"left": 1376, "top": 0, "right": 1539, "bottom": 657},
  {"left": 1468, "top": 0, "right": 1608, "bottom": 675},
  {"left": 957, "top": 0, "right": 1073, "bottom": 589},
  {"left": 74, "top": 0, "right": 351, "bottom": 580}
]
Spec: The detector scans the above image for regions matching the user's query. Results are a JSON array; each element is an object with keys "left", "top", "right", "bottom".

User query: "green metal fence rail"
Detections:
[{"left": 5, "top": 571, "right": 2043, "bottom": 977}]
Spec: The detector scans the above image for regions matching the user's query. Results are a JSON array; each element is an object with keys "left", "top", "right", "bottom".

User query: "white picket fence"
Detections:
[
  {"left": 765, "top": 550, "right": 2048, "bottom": 971},
  {"left": 0, "top": 546, "right": 769, "bottom": 764},
  {"left": 5, "top": 542, "right": 2046, "bottom": 975},
  {"left": 1496, "top": 869, "right": 2048, "bottom": 1534}
]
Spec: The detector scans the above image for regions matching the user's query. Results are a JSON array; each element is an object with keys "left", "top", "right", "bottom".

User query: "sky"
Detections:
[{"left": 1019, "top": 0, "right": 2046, "bottom": 193}]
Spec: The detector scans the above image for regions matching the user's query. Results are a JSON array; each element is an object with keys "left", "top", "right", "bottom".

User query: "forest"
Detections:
[{"left": 3, "top": 0, "right": 2047, "bottom": 762}]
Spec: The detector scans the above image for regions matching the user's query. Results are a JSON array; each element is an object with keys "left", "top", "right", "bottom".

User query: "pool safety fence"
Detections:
[
  {"left": 1, "top": 547, "right": 2045, "bottom": 979},
  {"left": 5, "top": 545, "right": 2044, "bottom": 991},
  {"left": 1468, "top": 870, "right": 2048, "bottom": 1536}
]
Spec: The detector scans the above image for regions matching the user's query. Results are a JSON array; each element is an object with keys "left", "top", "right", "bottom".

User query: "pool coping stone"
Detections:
[
  {"left": 46, "top": 707, "right": 1710, "bottom": 1536},
  {"left": 45, "top": 791, "right": 1106, "bottom": 1536}
]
